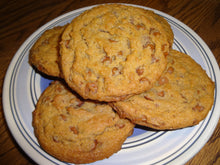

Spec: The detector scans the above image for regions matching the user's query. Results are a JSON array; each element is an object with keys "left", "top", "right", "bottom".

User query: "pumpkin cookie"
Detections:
[
  {"left": 111, "top": 50, "right": 215, "bottom": 130},
  {"left": 32, "top": 81, "right": 134, "bottom": 164},
  {"left": 60, "top": 4, "right": 171, "bottom": 101},
  {"left": 29, "top": 25, "right": 67, "bottom": 77}
]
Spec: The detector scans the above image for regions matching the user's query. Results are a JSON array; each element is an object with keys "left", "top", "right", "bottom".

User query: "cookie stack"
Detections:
[{"left": 29, "top": 4, "right": 215, "bottom": 164}]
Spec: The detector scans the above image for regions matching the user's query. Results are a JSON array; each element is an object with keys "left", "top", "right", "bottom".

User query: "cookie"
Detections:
[
  {"left": 60, "top": 4, "right": 171, "bottom": 102},
  {"left": 29, "top": 25, "right": 67, "bottom": 77},
  {"left": 151, "top": 12, "right": 174, "bottom": 47},
  {"left": 111, "top": 50, "right": 215, "bottom": 130},
  {"left": 32, "top": 81, "right": 134, "bottom": 164}
]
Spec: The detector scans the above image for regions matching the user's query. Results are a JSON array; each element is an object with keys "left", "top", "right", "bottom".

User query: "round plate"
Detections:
[{"left": 3, "top": 4, "right": 220, "bottom": 165}]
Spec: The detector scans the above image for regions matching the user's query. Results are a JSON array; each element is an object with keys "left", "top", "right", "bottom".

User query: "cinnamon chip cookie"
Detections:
[
  {"left": 32, "top": 81, "right": 134, "bottom": 164},
  {"left": 111, "top": 50, "right": 215, "bottom": 130},
  {"left": 29, "top": 25, "right": 67, "bottom": 77},
  {"left": 60, "top": 4, "right": 171, "bottom": 101}
]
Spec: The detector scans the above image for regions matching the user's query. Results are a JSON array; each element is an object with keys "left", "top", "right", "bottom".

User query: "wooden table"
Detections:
[{"left": 0, "top": 0, "right": 219, "bottom": 164}]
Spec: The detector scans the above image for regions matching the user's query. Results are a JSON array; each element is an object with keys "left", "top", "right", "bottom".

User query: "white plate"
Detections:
[{"left": 3, "top": 4, "right": 220, "bottom": 165}]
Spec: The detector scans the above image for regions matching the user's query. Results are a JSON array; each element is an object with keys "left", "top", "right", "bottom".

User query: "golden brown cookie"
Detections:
[
  {"left": 29, "top": 25, "right": 67, "bottom": 77},
  {"left": 32, "top": 81, "right": 134, "bottom": 164},
  {"left": 151, "top": 12, "right": 174, "bottom": 47},
  {"left": 111, "top": 50, "right": 215, "bottom": 130},
  {"left": 60, "top": 4, "right": 171, "bottom": 102}
]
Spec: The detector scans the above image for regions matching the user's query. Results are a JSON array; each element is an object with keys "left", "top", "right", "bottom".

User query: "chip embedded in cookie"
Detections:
[
  {"left": 151, "top": 12, "right": 174, "bottom": 47},
  {"left": 32, "top": 81, "right": 134, "bottom": 164},
  {"left": 111, "top": 50, "right": 215, "bottom": 130},
  {"left": 60, "top": 4, "right": 171, "bottom": 102},
  {"left": 29, "top": 25, "right": 67, "bottom": 77}
]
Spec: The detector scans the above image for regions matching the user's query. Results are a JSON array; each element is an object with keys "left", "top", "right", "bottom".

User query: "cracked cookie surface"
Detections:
[
  {"left": 111, "top": 50, "right": 215, "bottom": 130},
  {"left": 29, "top": 25, "right": 67, "bottom": 77},
  {"left": 60, "top": 4, "right": 171, "bottom": 101},
  {"left": 32, "top": 81, "right": 134, "bottom": 164}
]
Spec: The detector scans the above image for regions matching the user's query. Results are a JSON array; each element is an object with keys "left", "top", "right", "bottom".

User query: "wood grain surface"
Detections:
[{"left": 0, "top": 0, "right": 219, "bottom": 164}]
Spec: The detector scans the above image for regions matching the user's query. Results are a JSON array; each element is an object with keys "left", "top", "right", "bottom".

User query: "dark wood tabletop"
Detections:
[{"left": 0, "top": 0, "right": 219, "bottom": 164}]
